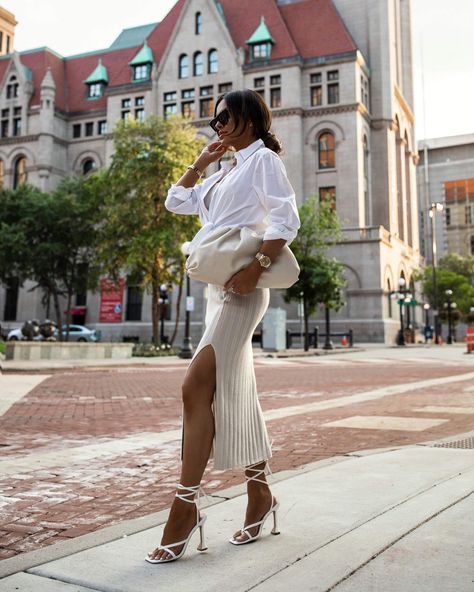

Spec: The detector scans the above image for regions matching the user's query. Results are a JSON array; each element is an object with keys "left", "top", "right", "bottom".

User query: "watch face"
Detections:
[{"left": 260, "top": 255, "right": 271, "bottom": 268}]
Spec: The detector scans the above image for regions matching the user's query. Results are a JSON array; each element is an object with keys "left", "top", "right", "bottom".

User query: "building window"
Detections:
[
  {"left": 13, "top": 156, "right": 27, "bottom": 188},
  {"left": 135, "top": 108, "right": 145, "bottom": 122},
  {"left": 164, "top": 103, "right": 177, "bottom": 118},
  {"left": 193, "top": 52, "right": 203, "bottom": 76},
  {"left": 218, "top": 82, "right": 232, "bottom": 94},
  {"left": 319, "top": 186, "right": 336, "bottom": 210},
  {"left": 163, "top": 91, "right": 177, "bottom": 102},
  {"left": 73, "top": 124, "right": 81, "bottom": 138},
  {"left": 6, "top": 35, "right": 10, "bottom": 53},
  {"left": 12, "top": 117, "right": 21, "bottom": 136},
  {"left": 182, "top": 88, "right": 195, "bottom": 99},
  {"left": 208, "top": 49, "right": 218, "bottom": 74},
  {"left": 121, "top": 111, "right": 131, "bottom": 121},
  {"left": 122, "top": 98, "right": 131, "bottom": 108},
  {"left": 270, "top": 87, "right": 281, "bottom": 108},
  {"left": 181, "top": 101, "right": 195, "bottom": 118},
  {"left": 135, "top": 96, "right": 145, "bottom": 106},
  {"left": 318, "top": 132, "right": 336, "bottom": 169},
  {"left": 270, "top": 75, "right": 281, "bottom": 86},
  {"left": 126, "top": 286, "right": 143, "bottom": 321},
  {"left": 3, "top": 277, "right": 19, "bottom": 321},
  {"left": 328, "top": 83, "right": 339, "bottom": 104},
  {"left": 179, "top": 54, "right": 189, "bottom": 79},
  {"left": 361, "top": 75, "right": 369, "bottom": 107},
  {"left": 310, "top": 73, "right": 322, "bottom": 84},
  {"left": 327, "top": 70, "right": 339, "bottom": 81},
  {"left": 121, "top": 98, "right": 131, "bottom": 121},
  {"left": 82, "top": 159, "right": 96, "bottom": 175},
  {"left": 466, "top": 205, "right": 472, "bottom": 225},
  {"left": 252, "top": 43, "right": 269, "bottom": 59},
  {"left": 200, "top": 85, "right": 213, "bottom": 97},
  {"left": 6, "top": 76, "right": 18, "bottom": 99},
  {"left": 85, "top": 122, "right": 94, "bottom": 137},
  {"left": 311, "top": 85, "right": 322, "bottom": 106},
  {"left": 200, "top": 98, "right": 214, "bottom": 118},
  {"left": 88, "top": 83, "right": 103, "bottom": 98},
  {"left": 254, "top": 77, "right": 265, "bottom": 88},
  {"left": 133, "top": 64, "right": 150, "bottom": 81},
  {"left": 98, "top": 120, "right": 107, "bottom": 135},
  {"left": 1, "top": 119, "right": 8, "bottom": 137},
  {"left": 445, "top": 207, "right": 451, "bottom": 226},
  {"left": 195, "top": 12, "right": 202, "bottom": 35}
]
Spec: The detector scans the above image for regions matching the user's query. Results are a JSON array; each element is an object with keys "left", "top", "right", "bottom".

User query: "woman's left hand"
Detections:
[{"left": 224, "top": 261, "right": 262, "bottom": 295}]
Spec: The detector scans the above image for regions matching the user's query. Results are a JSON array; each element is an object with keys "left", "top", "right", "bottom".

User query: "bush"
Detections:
[{"left": 132, "top": 342, "right": 177, "bottom": 357}]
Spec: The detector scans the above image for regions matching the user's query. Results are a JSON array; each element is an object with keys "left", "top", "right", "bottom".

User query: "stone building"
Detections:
[
  {"left": 0, "top": 0, "right": 421, "bottom": 344},
  {"left": 418, "top": 134, "right": 474, "bottom": 262}
]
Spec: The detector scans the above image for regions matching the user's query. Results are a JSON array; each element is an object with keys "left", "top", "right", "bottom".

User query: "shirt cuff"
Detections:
[
  {"left": 263, "top": 224, "right": 298, "bottom": 244},
  {"left": 168, "top": 184, "right": 194, "bottom": 202}
]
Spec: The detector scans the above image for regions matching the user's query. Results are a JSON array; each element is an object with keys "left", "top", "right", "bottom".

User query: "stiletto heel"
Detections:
[
  {"left": 271, "top": 507, "right": 280, "bottom": 535},
  {"left": 229, "top": 464, "right": 280, "bottom": 545},
  {"left": 197, "top": 519, "right": 208, "bottom": 551},
  {"left": 146, "top": 483, "right": 208, "bottom": 564}
]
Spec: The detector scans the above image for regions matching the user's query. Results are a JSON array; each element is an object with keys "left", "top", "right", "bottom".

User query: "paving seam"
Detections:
[
  {"left": 323, "top": 487, "right": 474, "bottom": 592},
  {"left": 245, "top": 460, "right": 474, "bottom": 592}
]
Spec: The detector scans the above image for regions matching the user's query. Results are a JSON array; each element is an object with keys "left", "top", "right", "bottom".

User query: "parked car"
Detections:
[
  {"left": 7, "top": 324, "right": 99, "bottom": 342},
  {"left": 56, "top": 325, "right": 100, "bottom": 342}
]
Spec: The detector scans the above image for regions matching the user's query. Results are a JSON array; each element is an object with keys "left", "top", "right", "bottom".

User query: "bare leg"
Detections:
[
  {"left": 148, "top": 345, "right": 216, "bottom": 561},
  {"left": 232, "top": 461, "right": 275, "bottom": 543}
]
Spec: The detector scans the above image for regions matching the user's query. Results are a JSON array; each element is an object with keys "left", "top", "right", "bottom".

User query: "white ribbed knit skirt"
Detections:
[{"left": 189, "top": 284, "right": 272, "bottom": 471}]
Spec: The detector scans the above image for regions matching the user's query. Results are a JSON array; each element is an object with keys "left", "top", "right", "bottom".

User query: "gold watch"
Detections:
[{"left": 255, "top": 252, "right": 272, "bottom": 269}]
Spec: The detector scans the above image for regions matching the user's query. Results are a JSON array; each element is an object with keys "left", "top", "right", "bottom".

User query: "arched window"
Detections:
[
  {"left": 193, "top": 52, "right": 203, "bottom": 76},
  {"left": 0, "top": 159, "right": 4, "bottom": 188},
  {"left": 82, "top": 159, "right": 96, "bottom": 175},
  {"left": 208, "top": 49, "right": 218, "bottom": 74},
  {"left": 195, "top": 12, "right": 202, "bottom": 35},
  {"left": 13, "top": 156, "right": 27, "bottom": 188},
  {"left": 179, "top": 54, "right": 189, "bottom": 79},
  {"left": 318, "top": 132, "right": 335, "bottom": 169},
  {"left": 7, "top": 75, "right": 19, "bottom": 99}
]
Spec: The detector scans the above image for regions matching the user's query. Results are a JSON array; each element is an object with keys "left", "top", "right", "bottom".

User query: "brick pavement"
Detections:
[{"left": 1, "top": 355, "right": 474, "bottom": 559}]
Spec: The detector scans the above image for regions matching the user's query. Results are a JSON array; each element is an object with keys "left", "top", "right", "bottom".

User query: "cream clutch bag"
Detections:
[{"left": 186, "top": 226, "right": 300, "bottom": 289}]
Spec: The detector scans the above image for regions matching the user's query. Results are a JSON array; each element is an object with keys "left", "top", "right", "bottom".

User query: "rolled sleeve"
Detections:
[
  {"left": 165, "top": 184, "right": 199, "bottom": 215},
  {"left": 256, "top": 152, "right": 300, "bottom": 244}
]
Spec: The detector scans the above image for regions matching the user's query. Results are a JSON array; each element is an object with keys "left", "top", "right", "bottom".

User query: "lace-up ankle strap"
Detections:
[
  {"left": 245, "top": 463, "right": 270, "bottom": 485},
  {"left": 175, "top": 483, "right": 207, "bottom": 505}
]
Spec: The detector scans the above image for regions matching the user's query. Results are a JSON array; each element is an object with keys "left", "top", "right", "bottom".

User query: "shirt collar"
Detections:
[{"left": 234, "top": 138, "right": 264, "bottom": 167}]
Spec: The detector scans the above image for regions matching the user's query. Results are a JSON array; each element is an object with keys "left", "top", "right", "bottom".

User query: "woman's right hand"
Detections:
[{"left": 195, "top": 141, "right": 227, "bottom": 170}]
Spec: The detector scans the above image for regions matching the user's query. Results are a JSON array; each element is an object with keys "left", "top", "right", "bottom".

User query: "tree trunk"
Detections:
[
  {"left": 65, "top": 289, "right": 73, "bottom": 342},
  {"left": 170, "top": 268, "right": 184, "bottom": 346},
  {"left": 303, "top": 296, "right": 309, "bottom": 351},
  {"left": 53, "top": 290, "right": 63, "bottom": 341}
]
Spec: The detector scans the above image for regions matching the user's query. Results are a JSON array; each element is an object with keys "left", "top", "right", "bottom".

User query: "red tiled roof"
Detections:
[
  {"left": 219, "top": 0, "right": 299, "bottom": 61},
  {"left": 278, "top": 0, "right": 357, "bottom": 59},
  {"left": 4, "top": 0, "right": 356, "bottom": 116}
]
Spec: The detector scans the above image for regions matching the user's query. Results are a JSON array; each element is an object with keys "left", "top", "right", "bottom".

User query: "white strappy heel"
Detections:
[
  {"left": 229, "top": 465, "right": 280, "bottom": 545},
  {"left": 145, "top": 484, "right": 208, "bottom": 564}
]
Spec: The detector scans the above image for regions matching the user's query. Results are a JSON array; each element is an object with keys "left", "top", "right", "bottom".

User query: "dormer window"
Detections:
[
  {"left": 246, "top": 17, "right": 275, "bottom": 62},
  {"left": 129, "top": 42, "right": 153, "bottom": 82},
  {"left": 84, "top": 59, "right": 108, "bottom": 100},
  {"left": 6, "top": 75, "right": 19, "bottom": 99},
  {"left": 195, "top": 12, "right": 202, "bottom": 35}
]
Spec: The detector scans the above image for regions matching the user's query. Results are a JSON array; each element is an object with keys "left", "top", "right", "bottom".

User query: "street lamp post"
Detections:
[
  {"left": 444, "top": 289, "right": 457, "bottom": 345},
  {"left": 323, "top": 306, "right": 334, "bottom": 350},
  {"left": 179, "top": 242, "right": 194, "bottom": 359},
  {"left": 423, "top": 303, "right": 431, "bottom": 343},
  {"left": 428, "top": 202, "right": 444, "bottom": 344},
  {"left": 159, "top": 284, "right": 169, "bottom": 344},
  {"left": 396, "top": 277, "right": 412, "bottom": 346}
]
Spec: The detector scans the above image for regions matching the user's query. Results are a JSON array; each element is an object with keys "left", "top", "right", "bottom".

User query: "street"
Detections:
[{"left": 0, "top": 345, "right": 473, "bottom": 560}]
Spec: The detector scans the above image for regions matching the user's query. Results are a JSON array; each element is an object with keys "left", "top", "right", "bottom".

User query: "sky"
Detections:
[{"left": 7, "top": 0, "right": 474, "bottom": 141}]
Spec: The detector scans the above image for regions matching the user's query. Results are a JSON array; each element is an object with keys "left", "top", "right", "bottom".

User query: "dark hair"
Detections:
[{"left": 214, "top": 89, "right": 282, "bottom": 154}]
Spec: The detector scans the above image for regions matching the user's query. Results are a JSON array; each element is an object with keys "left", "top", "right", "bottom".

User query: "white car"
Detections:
[{"left": 7, "top": 324, "right": 99, "bottom": 342}]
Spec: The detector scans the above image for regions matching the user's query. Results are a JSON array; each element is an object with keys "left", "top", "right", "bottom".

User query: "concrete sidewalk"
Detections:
[{"left": 1, "top": 437, "right": 473, "bottom": 592}]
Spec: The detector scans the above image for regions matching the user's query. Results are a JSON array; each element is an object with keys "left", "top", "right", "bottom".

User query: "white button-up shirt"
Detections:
[{"left": 165, "top": 139, "right": 300, "bottom": 250}]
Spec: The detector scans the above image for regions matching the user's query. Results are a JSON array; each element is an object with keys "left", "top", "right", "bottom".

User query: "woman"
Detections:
[{"left": 146, "top": 89, "right": 300, "bottom": 563}]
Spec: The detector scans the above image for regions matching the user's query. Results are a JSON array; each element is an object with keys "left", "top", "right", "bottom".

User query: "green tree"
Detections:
[
  {"left": 98, "top": 116, "right": 203, "bottom": 344},
  {"left": 0, "top": 178, "right": 102, "bottom": 337},
  {"left": 284, "top": 197, "right": 346, "bottom": 350}
]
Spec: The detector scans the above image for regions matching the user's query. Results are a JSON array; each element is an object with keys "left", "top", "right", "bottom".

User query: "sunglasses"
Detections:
[{"left": 209, "top": 109, "right": 230, "bottom": 132}]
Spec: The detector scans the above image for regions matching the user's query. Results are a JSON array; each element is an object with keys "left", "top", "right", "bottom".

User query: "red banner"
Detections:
[{"left": 99, "top": 278, "right": 124, "bottom": 323}]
